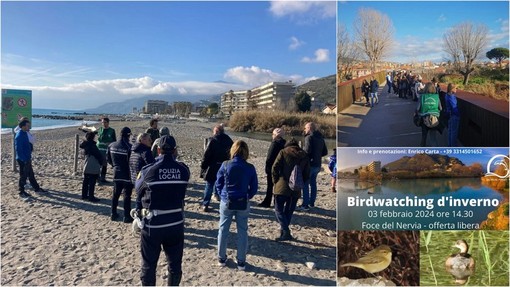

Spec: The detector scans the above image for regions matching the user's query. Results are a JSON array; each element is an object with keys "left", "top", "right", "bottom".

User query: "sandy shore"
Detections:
[{"left": 1, "top": 119, "right": 336, "bottom": 286}]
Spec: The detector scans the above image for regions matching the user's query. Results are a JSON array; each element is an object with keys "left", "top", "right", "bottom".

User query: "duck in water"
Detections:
[{"left": 445, "top": 239, "right": 475, "bottom": 285}]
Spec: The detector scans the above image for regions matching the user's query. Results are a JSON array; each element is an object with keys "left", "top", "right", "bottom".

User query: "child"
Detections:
[{"left": 328, "top": 149, "right": 337, "bottom": 193}]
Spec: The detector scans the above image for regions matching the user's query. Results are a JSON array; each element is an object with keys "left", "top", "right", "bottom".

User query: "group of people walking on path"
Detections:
[
  {"left": 13, "top": 117, "right": 334, "bottom": 286},
  {"left": 384, "top": 71, "right": 461, "bottom": 147},
  {"left": 359, "top": 70, "right": 461, "bottom": 147}
]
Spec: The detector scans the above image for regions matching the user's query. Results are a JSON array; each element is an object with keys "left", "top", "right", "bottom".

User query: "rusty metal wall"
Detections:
[{"left": 337, "top": 71, "right": 386, "bottom": 112}]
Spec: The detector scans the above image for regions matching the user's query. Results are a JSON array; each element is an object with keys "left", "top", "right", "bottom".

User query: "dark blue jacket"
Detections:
[
  {"left": 106, "top": 138, "right": 132, "bottom": 183},
  {"left": 135, "top": 154, "right": 190, "bottom": 228},
  {"left": 129, "top": 142, "right": 155, "bottom": 184},
  {"left": 370, "top": 79, "right": 379, "bottom": 93},
  {"left": 15, "top": 130, "right": 31, "bottom": 162},
  {"left": 215, "top": 156, "right": 258, "bottom": 202}
]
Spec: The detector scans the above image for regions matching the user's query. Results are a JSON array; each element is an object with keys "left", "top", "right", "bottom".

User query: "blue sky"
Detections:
[
  {"left": 338, "top": 1, "right": 509, "bottom": 63},
  {"left": 1, "top": 1, "right": 336, "bottom": 109}
]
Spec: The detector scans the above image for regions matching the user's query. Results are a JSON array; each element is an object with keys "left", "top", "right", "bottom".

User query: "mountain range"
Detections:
[
  {"left": 85, "top": 93, "right": 199, "bottom": 114},
  {"left": 86, "top": 74, "right": 337, "bottom": 114}
]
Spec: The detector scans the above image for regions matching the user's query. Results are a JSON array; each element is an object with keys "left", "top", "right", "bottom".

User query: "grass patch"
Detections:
[{"left": 228, "top": 110, "right": 336, "bottom": 138}]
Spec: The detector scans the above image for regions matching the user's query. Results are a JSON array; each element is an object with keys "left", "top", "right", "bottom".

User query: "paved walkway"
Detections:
[{"left": 337, "top": 84, "right": 449, "bottom": 147}]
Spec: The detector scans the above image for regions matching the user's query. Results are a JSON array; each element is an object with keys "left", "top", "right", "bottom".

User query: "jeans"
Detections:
[
  {"left": 17, "top": 160, "right": 40, "bottom": 192},
  {"left": 448, "top": 115, "right": 460, "bottom": 147},
  {"left": 112, "top": 181, "right": 133, "bottom": 218},
  {"left": 370, "top": 92, "right": 378, "bottom": 107},
  {"left": 274, "top": 195, "right": 298, "bottom": 231},
  {"left": 140, "top": 225, "right": 184, "bottom": 286},
  {"left": 387, "top": 83, "right": 392, "bottom": 93},
  {"left": 302, "top": 166, "right": 321, "bottom": 207},
  {"left": 82, "top": 173, "right": 98, "bottom": 198},
  {"left": 202, "top": 181, "right": 216, "bottom": 206},
  {"left": 217, "top": 200, "right": 250, "bottom": 263}
]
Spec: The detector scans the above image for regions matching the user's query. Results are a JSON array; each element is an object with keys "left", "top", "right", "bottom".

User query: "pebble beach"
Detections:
[{"left": 0, "top": 119, "right": 337, "bottom": 286}]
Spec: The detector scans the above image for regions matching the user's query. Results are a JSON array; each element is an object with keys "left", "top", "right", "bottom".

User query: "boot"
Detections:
[
  {"left": 276, "top": 230, "right": 293, "bottom": 241},
  {"left": 168, "top": 271, "right": 182, "bottom": 286},
  {"left": 282, "top": 230, "right": 294, "bottom": 241}
]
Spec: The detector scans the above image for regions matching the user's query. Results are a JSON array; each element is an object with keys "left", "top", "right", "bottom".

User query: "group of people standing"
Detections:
[
  {"left": 199, "top": 122, "right": 330, "bottom": 266},
  {"left": 79, "top": 118, "right": 167, "bottom": 223},
  {"left": 13, "top": 117, "right": 333, "bottom": 286},
  {"left": 386, "top": 70, "right": 425, "bottom": 102}
]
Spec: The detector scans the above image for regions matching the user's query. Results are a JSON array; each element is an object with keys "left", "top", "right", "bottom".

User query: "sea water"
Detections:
[{"left": 1, "top": 108, "right": 97, "bottom": 134}]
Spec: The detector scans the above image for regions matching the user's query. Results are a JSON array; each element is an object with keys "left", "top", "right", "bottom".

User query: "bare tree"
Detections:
[
  {"left": 353, "top": 8, "right": 394, "bottom": 73},
  {"left": 443, "top": 22, "right": 488, "bottom": 85},
  {"left": 337, "top": 24, "right": 361, "bottom": 81}
]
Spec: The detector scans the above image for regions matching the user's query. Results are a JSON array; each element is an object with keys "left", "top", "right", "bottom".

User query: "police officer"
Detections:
[
  {"left": 135, "top": 135, "right": 190, "bottom": 286},
  {"left": 107, "top": 127, "right": 133, "bottom": 222}
]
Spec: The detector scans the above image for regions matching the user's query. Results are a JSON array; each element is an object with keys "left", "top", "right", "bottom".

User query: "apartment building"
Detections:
[
  {"left": 144, "top": 100, "right": 169, "bottom": 114},
  {"left": 367, "top": 161, "right": 382, "bottom": 173},
  {"left": 220, "top": 81, "right": 296, "bottom": 114}
]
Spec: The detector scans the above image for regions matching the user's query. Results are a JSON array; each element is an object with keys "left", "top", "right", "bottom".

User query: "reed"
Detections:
[
  {"left": 422, "top": 231, "right": 438, "bottom": 286},
  {"left": 228, "top": 110, "right": 336, "bottom": 138},
  {"left": 479, "top": 230, "right": 492, "bottom": 285}
]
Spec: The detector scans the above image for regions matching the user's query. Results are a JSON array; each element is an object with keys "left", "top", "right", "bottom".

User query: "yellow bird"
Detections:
[{"left": 340, "top": 245, "right": 392, "bottom": 273}]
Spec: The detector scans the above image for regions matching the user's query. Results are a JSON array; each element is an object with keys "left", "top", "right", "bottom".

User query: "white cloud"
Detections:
[
  {"left": 389, "top": 37, "right": 444, "bottom": 62},
  {"left": 223, "top": 66, "right": 310, "bottom": 86},
  {"left": 2, "top": 65, "right": 318, "bottom": 109},
  {"left": 487, "top": 19, "right": 509, "bottom": 48},
  {"left": 437, "top": 14, "right": 447, "bottom": 22},
  {"left": 301, "top": 49, "right": 330, "bottom": 63},
  {"left": 269, "top": 1, "right": 335, "bottom": 23},
  {"left": 289, "top": 36, "right": 305, "bottom": 50},
  {"left": 1, "top": 77, "right": 246, "bottom": 109}
]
